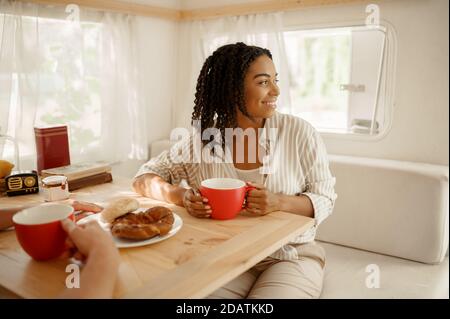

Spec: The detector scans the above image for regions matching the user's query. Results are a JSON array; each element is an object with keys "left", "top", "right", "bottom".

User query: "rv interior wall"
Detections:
[{"left": 281, "top": 0, "right": 448, "bottom": 166}]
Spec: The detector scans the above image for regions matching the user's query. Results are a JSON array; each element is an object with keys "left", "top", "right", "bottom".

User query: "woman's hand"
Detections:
[
  {"left": 61, "top": 219, "right": 119, "bottom": 263},
  {"left": 245, "top": 182, "right": 281, "bottom": 216},
  {"left": 59, "top": 218, "right": 120, "bottom": 299},
  {"left": 72, "top": 201, "right": 103, "bottom": 213},
  {"left": 182, "top": 188, "right": 211, "bottom": 218},
  {"left": 72, "top": 200, "right": 104, "bottom": 222}
]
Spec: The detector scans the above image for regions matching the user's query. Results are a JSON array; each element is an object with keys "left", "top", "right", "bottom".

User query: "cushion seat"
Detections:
[{"left": 319, "top": 241, "right": 449, "bottom": 299}]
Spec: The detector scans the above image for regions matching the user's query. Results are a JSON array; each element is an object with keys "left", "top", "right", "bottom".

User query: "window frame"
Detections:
[{"left": 282, "top": 20, "right": 397, "bottom": 141}]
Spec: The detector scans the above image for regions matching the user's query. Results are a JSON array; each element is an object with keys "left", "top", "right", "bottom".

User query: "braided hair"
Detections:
[{"left": 192, "top": 42, "right": 272, "bottom": 146}]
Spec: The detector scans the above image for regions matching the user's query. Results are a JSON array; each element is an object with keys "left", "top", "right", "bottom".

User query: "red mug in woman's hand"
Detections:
[{"left": 199, "top": 178, "right": 255, "bottom": 220}]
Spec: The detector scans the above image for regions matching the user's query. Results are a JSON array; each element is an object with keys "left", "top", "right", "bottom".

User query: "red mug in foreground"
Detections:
[
  {"left": 13, "top": 204, "right": 74, "bottom": 261},
  {"left": 199, "top": 178, "right": 255, "bottom": 220}
]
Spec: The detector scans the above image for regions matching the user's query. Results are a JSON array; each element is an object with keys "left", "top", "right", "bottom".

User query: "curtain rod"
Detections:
[{"left": 21, "top": 0, "right": 374, "bottom": 21}]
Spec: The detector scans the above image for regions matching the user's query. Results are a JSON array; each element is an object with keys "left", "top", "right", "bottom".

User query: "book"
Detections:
[
  {"left": 41, "top": 161, "right": 111, "bottom": 181},
  {"left": 67, "top": 172, "right": 113, "bottom": 191},
  {"left": 34, "top": 126, "right": 71, "bottom": 174}
]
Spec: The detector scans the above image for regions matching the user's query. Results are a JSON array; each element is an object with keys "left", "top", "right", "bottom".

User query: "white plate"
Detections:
[{"left": 77, "top": 210, "right": 183, "bottom": 248}]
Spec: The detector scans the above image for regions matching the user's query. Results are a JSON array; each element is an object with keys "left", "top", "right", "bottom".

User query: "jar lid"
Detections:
[{"left": 42, "top": 175, "right": 67, "bottom": 186}]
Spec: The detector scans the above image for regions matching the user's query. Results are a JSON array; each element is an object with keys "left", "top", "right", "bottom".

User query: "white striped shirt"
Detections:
[
  {"left": 235, "top": 167, "right": 263, "bottom": 184},
  {"left": 135, "top": 111, "right": 337, "bottom": 260}
]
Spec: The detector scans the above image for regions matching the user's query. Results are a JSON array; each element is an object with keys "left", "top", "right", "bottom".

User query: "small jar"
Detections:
[{"left": 42, "top": 175, "right": 70, "bottom": 201}]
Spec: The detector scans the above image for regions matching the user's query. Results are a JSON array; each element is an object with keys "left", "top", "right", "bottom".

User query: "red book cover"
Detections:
[{"left": 34, "top": 126, "right": 71, "bottom": 174}]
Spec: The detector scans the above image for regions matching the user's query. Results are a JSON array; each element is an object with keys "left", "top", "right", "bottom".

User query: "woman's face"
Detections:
[{"left": 242, "top": 55, "right": 280, "bottom": 120}]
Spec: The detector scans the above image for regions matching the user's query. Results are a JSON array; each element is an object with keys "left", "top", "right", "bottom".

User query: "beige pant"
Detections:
[{"left": 208, "top": 242, "right": 326, "bottom": 299}]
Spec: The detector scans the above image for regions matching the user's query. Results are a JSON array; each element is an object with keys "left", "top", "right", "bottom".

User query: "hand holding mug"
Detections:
[
  {"left": 61, "top": 218, "right": 119, "bottom": 263},
  {"left": 244, "top": 182, "right": 281, "bottom": 216},
  {"left": 199, "top": 178, "right": 255, "bottom": 220},
  {"left": 183, "top": 188, "right": 212, "bottom": 219}
]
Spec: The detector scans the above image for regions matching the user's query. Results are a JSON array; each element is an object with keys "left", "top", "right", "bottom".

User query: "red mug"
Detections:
[
  {"left": 13, "top": 204, "right": 74, "bottom": 261},
  {"left": 199, "top": 178, "right": 256, "bottom": 220}
]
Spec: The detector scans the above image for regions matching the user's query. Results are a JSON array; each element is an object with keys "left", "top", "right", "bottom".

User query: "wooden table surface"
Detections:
[{"left": 0, "top": 178, "right": 314, "bottom": 299}]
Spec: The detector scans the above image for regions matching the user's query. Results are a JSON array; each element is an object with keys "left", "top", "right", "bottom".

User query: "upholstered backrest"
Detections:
[{"left": 316, "top": 155, "right": 449, "bottom": 264}]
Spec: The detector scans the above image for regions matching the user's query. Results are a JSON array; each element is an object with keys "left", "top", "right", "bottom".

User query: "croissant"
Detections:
[{"left": 111, "top": 206, "right": 174, "bottom": 240}]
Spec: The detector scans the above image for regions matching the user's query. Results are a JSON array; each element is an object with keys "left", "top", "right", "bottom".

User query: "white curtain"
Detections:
[
  {"left": 0, "top": 0, "right": 147, "bottom": 170},
  {"left": 174, "top": 12, "right": 292, "bottom": 129},
  {"left": 0, "top": 1, "right": 40, "bottom": 169}
]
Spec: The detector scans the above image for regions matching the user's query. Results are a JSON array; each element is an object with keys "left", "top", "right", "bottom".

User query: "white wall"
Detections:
[{"left": 284, "top": 0, "right": 448, "bottom": 166}]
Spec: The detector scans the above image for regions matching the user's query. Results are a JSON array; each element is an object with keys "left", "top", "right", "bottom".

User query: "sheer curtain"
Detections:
[
  {"left": 174, "top": 12, "right": 292, "bottom": 129},
  {"left": 0, "top": 1, "right": 40, "bottom": 168},
  {"left": 0, "top": 0, "right": 147, "bottom": 170}
]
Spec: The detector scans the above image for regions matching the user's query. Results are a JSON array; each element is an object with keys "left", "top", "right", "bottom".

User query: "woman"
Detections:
[{"left": 132, "top": 42, "right": 337, "bottom": 299}]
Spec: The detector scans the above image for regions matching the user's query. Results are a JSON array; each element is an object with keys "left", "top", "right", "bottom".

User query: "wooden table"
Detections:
[{"left": 0, "top": 178, "right": 314, "bottom": 299}]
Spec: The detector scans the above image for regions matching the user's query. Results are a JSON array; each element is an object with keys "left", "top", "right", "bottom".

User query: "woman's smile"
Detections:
[{"left": 262, "top": 100, "right": 277, "bottom": 109}]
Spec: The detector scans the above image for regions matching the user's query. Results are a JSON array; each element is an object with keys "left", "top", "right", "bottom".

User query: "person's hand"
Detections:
[
  {"left": 245, "top": 182, "right": 281, "bottom": 216},
  {"left": 61, "top": 219, "right": 119, "bottom": 263},
  {"left": 182, "top": 188, "right": 211, "bottom": 218},
  {"left": 71, "top": 201, "right": 103, "bottom": 222},
  {"left": 72, "top": 201, "right": 103, "bottom": 213}
]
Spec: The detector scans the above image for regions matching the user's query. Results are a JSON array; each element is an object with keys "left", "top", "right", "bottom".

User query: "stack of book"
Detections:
[{"left": 40, "top": 161, "right": 113, "bottom": 191}]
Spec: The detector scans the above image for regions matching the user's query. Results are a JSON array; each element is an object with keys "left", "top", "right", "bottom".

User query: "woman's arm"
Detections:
[
  {"left": 132, "top": 135, "right": 196, "bottom": 207},
  {"left": 299, "top": 129, "right": 337, "bottom": 225},
  {"left": 132, "top": 174, "right": 212, "bottom": 218},
  {"left": 245, "top": 183, "right": 314, "bottom": 218},
  {"left": 277, "top": 193, "right": 314, "bottom": 218},
  {"left": 132, "top": 173, "right": 187, "bottom": 206}
]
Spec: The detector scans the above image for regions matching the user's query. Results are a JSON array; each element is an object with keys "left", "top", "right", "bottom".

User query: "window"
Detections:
[
  {"left": 34, "top": 18, "right": 102, "bottom": 155},
  {"left": 1, "top": 14, "right": 103, "bottom": 162},
  {"left": 284, "top": 25, "right": 392, "bottom": 136}
]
